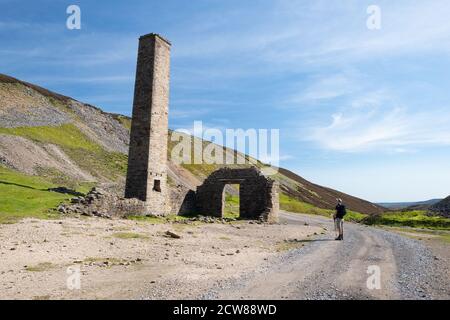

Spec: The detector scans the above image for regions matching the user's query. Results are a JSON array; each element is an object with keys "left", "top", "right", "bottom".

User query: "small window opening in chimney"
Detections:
[{"left": 153, "top": 179, "right": 161, "bottom": 192}]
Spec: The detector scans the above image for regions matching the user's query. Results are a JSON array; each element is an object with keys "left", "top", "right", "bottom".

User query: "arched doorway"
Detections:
[{"left": 195, "top": 167, "right": 279, "bottom": 222}]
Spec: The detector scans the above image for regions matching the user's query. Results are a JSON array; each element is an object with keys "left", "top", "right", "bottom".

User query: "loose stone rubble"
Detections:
[{"left": 58, "top": 187, "right": 150, "bottom": 218}]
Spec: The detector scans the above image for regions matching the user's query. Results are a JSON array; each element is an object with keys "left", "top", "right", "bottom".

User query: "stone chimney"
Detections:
[{"left": 125, "top": 33, "right": 171, "bottom": 216}]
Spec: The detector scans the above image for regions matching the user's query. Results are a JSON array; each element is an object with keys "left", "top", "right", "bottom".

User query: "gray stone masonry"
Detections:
[
  {"left": 125, "top": 34, "right": 171, "bottom": 216},
  {"left": 58, "top": 188, "right": 150, "bottom": 218},
  {"left": 196, "top": 167, "right": 279, "bottom": 223}
]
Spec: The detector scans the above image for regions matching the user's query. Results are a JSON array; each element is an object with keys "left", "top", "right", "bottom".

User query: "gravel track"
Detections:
[{"left": 203, "top": 212, "right": 449, "bottom": 300}]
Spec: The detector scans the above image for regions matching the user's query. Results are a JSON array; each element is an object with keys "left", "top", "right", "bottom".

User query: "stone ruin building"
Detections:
[
  {"left": 196, "top": 167, "right": 279, "bottom": 223},
  {"left": 61, "top": 33, "right": 279, "bottom": 223}
]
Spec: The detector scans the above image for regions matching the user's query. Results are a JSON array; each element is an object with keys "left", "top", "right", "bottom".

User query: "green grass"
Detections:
[
  {"left": 223, "top": 194, "right": 240, "bottom": 219},
  {"left": 25, "top": 262, "right": 55, "bottom": 272},
  {"left": 112, "top": 232, "right": 149, "bottom": 239},
  {"left": 0, "top": 166, "right": 71, "bottom": 224},
  {"left": 279, "top": 193, "right": 367, "bottom": 222},
  {"left": 114, "top": 115, "right": 132, "bottom": 130},
  {"left": 440, "top": 234, "right": 450, "bottom": 243},
  {"left": 127, "top": 215, "right": 167, "bottom": 224},
  {"left": 66, "top": 148, "right": 127, "bottom": 181},
  {"left": 0, "top": 124, "right": 100, "bottom": 151},
  {"left": 83, "top": 257, "right": 129, "bottom": 265},
  {"left": 76, "top": 181, "right": 97, "bottom": 194},
  {"left": 363, "top": 210, "right": 450, "bottom": 230}
]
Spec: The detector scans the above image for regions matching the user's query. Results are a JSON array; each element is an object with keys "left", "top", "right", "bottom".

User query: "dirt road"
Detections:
[{"left": 204, "top": 212, "right": 450, "bottom": 300}]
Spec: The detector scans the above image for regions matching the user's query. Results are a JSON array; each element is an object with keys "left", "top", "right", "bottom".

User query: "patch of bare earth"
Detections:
[{"left": 0, "top": 217, "right": 320, "bottom": 300}]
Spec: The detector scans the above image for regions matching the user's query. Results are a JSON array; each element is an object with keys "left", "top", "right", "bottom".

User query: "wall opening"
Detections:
[
  {"left": 195, "top": 167, "right": 279, "bottom": 222},
  {"left": 222, "top": 184, "right": 240, "bottom": 219},
  {"left": 153, "top": 179, "right": 161, "bottom": 192}
]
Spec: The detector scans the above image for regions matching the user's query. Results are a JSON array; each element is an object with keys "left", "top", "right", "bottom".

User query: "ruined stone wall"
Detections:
[
  {"left": 58, "top": 188, "right": 151, "bottom": 218},
  {"left": 125, "top": 34, "right": 171, "bottom": 216},
  {"left": 264, "top": 180, "right": 280, "bottom": 223},
  {"left": 196, "top": 167, "right": 279, "bottom": 222},
  {"left": 169, "top": 185, "right": 197, "bottom": 216}
]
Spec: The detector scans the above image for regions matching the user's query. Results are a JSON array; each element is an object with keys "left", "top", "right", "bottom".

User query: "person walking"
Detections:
[{"left": 334, "top": 198, "right": 346, "bottom": 241}]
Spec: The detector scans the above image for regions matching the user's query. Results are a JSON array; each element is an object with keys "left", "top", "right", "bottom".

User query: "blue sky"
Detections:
[{"left": 1, "top": 0, "right": 450, "bottom": 202}]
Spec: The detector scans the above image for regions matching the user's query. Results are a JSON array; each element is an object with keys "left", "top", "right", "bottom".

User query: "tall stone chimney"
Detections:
[{"left": 125, "top": 33, "right": 171, "bottom": 216}]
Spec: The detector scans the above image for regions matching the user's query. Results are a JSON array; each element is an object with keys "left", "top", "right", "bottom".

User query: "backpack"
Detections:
[{"left": 336, "top": 204, "right": 347, "bottom": 218}]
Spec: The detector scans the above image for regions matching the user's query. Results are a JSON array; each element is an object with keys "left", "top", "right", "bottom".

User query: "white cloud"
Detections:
[
  {"left": 350, "top": 90, "right": 390, "bottom": 109},
  {"left": 0, "top": 31, "right": 137, "bottom": 67},
  {"left": 308, "top": 104, "right": 450, "bottom": 152},
  {"left": 303, "top": 75, "right": 354, "bottom": 101},
  {"left": 170, "top": 108, "right": 211, "bottom": 119},
  {"left": 0, "top": 21, "right": 30, "bottom": 30},
  {"left": 287, "top": 73, "right": 360, "bottom": 104},
  {"left": 259, "top": 0, "right": 450, "bottom": 68}
]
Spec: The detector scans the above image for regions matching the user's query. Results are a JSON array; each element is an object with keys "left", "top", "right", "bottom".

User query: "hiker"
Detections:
[{"left": 334, "top": 198, "right": 346, "bottom": 241}]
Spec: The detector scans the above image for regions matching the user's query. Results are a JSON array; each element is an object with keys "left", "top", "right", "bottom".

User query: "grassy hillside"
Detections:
[
  {"left": 363, "top": 210, "right": 450, "bottom": 230},
  {"left": 0, "top": 165, "right": 89, "bottom": 224},
  {"left": 280, "top": 193, "right": 367, "bottom": 222},
  {"left": 378, "top": 199, "right": 442, "bottom": 210},
  {"left": 0, "top": 73, "right": 391, "bottom": 225},
  {"left": 278, "top": 167, "right": 383, "bottom": 215}
]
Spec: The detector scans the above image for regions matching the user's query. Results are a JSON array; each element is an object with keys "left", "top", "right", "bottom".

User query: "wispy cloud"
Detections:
[
  {"left": 0, "top": 21, "right": 31, "bottom": 30},
  {"left": 0, "top": 31, "right": 137, "bottom": 67},
  {"left": 287, "top": 72, "right": 361, "bottom": 105},
  {"left": 256, "top": 0, "right": 450, "bottom": 68},
  {"left": 170, "top": 108, "right": 211, "bottom": 119},
  {"left": 307, "top": 104, "right": 450, "bottom": 152}
]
